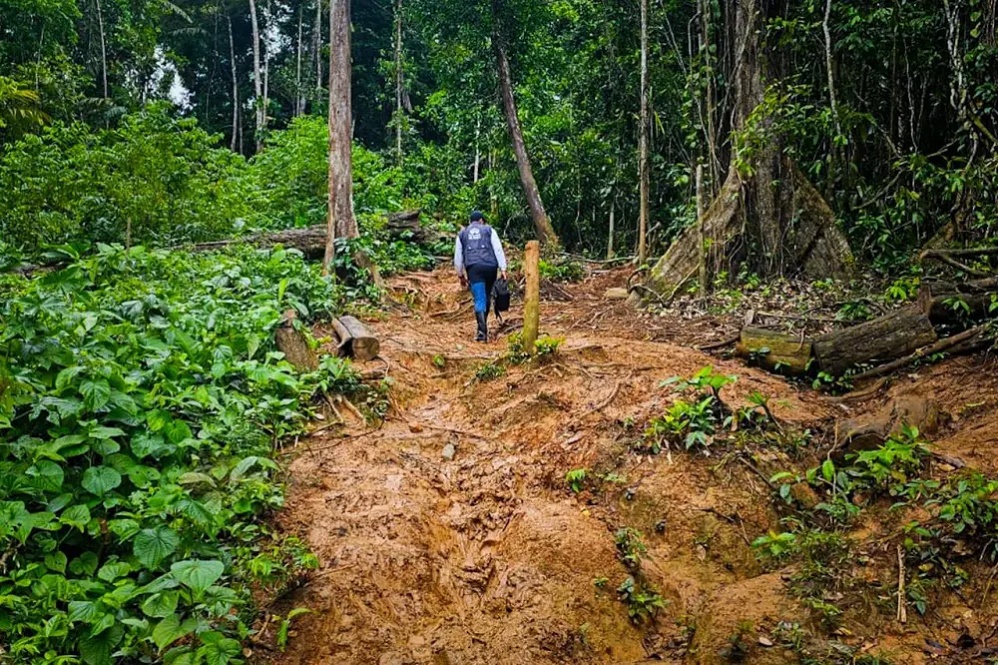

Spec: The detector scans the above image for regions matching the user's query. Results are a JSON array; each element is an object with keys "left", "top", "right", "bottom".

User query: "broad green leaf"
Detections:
[
  {"left": 90, "top": 426, "right": 125, "bottom": 440},
  {"left": 146, "top": 409, "right": 172, "bottom": 432},
  {"left": 44, "top": 551, "right": 68, "bottom": 573},
  {"left": 61, "top": 504, "right": 92, "bottom": 531},
  {"left": 152, "top": 614, "right": 190, "bottom": 650},
  {"left": 133, "top": 527, "right": 179, "bottom": 568},
  {"left": 164, "top": 647, "right": 196, "bottom": 665},
  {"left": 68, "top": 600, "right": 103, "bottom": 623},
  {"left": 97, "top": 561, "right": 132, "bottom": 582},
  {"left": 70, "top": 551, "right": 100, "bottom": 576},
  {"left": 107, "top": 518, "right": 141, "bottom": 539},
  {"left": 229, "top": 455, "right": 277, "bottom": 481},
  {"left": 79, "top": 625, "right": 123, "bottom": 665},
  {"left": 80, "top": 379, "right": 112, "bottom": 412},
  {"left": 28, "top": 461, "right": 64, "bottom": 492},
  {"left": 197, "top": 632, "right": 242, "bottom": 665},
  {"left": 82, "top": 466, "right": 122, "bottom": 496},
  {"left": 141, "top": 590, "right": 179, "bottom": 618},
  {"left": 163, "top": 420, "right": 193, "bottom": 445},
  {"left": 170, "top": 559, "right": 224, "bottom": 594},
  {"left": 178, "top": 472, "right": 216, "bottom": 488}
]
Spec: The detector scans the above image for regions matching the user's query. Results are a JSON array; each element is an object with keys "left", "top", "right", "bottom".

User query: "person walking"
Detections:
[{"left": 454, "top": 210, "right": 508, "bottom": 342}]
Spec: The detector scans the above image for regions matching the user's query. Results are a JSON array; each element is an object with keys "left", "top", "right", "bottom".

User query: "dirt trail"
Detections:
[{"left": 261, "top": 268, "right": 998, "bottom": 665}]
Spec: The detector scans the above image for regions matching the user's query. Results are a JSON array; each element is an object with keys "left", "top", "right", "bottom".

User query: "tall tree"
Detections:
[
  {"left": 491, "top": 1, "right": 559, "bottom": 246},
  {"left": 647, "top": 0, "right": 854, "bottom": 294},
  {"left": 394, "top": 0, "right": 404, "bottom": 162},
  {"left": 227, "top": 14, "right": 241, "bottom": 152},
  {"left": 637, "top": 0, "right": 649, "bottom": 264},
  {"left": 323, "top": 0, "right": 357, "bottom": 274},
  {"left": 248, "top": 0, "right": 264, "bottom": 151}
]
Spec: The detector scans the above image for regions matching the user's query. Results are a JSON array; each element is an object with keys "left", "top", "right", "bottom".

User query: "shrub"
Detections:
[{"left": 0, "top": 245, "right": 354, "bottom": 664}]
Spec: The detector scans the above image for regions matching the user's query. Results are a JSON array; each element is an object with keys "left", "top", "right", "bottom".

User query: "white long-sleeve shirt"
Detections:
[{"left": 454, "top": 225, "right": 507, "bottom": 276}]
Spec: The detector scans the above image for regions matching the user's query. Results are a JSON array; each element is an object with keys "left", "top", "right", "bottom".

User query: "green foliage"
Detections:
[
  {"left": 474, "top": 361, "right": 506, "bottom": 383},
  {"left": 565, "top": 468, "right": 588, "bottom": 493},
  {"left": 751, "top": 531, "right": 798, "bottom": 559},
  {"left": 0, "top": 245, "right": 354, "bottom": 663},
  {"left": 0, "top": 76, "right": 50, "bottom": 142},
  {"left": 538, "top": 257, "right": 585, "bottom": 283},
  {"left": 505, "top": 333, "right": 564, "bottom": 365},
  {"left": 614, "top": 527, "right": 648, "bottom": 570},
  {"left": 0, "top": 107, "right": 261, "bottom": 255},
  {"left": 640, "top": 367, "right": 738, "bottom": 455},
  {"left": 615, "top": 576, "right": 666, "bottom": 625}
]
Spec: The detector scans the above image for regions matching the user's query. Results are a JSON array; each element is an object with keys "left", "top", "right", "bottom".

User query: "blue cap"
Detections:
[{"left": 470, "top": 210, "right": 485, "bottom": 222}]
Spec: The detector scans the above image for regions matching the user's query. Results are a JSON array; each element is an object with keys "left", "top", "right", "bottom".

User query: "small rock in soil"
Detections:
[
  {"left": 442, "top": 443, "right": 456, "bottom": 460},
  {"left": 758, "top": 636, "right": 774, "bottom": 647}
]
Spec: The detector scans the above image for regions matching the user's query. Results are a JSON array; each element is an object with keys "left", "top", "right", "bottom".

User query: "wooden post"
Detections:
[{"left": 523, "top": 240, "right": 540, "bottom": 355}]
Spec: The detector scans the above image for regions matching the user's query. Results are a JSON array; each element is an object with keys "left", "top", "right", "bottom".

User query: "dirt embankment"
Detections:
[{"left": 258, "top": 267, "right": 998, "bottom": 665}]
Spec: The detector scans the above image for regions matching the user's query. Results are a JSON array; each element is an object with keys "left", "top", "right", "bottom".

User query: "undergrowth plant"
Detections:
[
  {"left": 615, "top": 576, "right": 666, "bottom": 625},
  {"left": 0, "top": 244, "right": 355, "bottom": 664},
  {"left": 639, "top": 366, "right": 738, "bottom": 455}
]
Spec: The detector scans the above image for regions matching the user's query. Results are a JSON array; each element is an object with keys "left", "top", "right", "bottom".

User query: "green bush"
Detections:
[
  {"left": 0, "top": 245, "right": 354, "bottom": 664},
  {"left": 0, "top": 105, "right": 259, "bottom": 255}
]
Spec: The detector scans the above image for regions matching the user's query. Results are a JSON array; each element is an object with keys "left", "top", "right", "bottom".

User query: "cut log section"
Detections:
[
  {"left": 275, "top": 310, "right": 319, "bottom": 371},
  {"left": 331, "top": 316, "right": 380, "bottom": 361},
  {"left": 812, "top": 306, "right": 937, "bottom": 376},
  {"left": 387, "top": 209, "right": 446, "bottom": 245},
  {"left": 735, "top": 328, "right": 812, "bottom": 375}
]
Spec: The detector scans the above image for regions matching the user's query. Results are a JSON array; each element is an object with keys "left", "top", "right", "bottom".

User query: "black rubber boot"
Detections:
[{"left": 475, "top": 312, "right": 488, "bottom": 342}]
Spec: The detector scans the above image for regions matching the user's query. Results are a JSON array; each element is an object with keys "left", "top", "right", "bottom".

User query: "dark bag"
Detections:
[{"left": 492, "top": 278, "right": 510, "bottom": 321}]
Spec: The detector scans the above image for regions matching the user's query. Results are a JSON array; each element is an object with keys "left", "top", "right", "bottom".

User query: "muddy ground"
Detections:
[{"left": 257, "top": 267, "right": 998, "bottom": 665}]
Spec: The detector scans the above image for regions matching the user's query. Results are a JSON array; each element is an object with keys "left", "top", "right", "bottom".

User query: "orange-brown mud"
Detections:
[{"left": 260, "top": 267, "right": 998, "bottom": 665}]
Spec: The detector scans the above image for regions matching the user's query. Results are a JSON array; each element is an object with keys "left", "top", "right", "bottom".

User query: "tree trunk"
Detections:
[
  {"left": 295, "top": 5, "right": 304, "bottom": 116},
  {"left": 248, "top": 0, "right": 264, "bottom": 152},
  {"left": 314, "top": 0, "right": 322, "bottom": 104},
  {"left": 736, "top": 328, "right": 813, "bottom": 375},
  {"left": 394, "top": 0, "right": 404, "bottom": 162},
  {"left": 492, "top": 15, "right": 559, "bottom": 247},
  {"left": 262, "top": 0, "right": 271, "bottom": 135},
  {"left": 646, "top": 0, "right": 854, "bottom": 294},
  {"left": 822, "top": 0, "right": 841, "bottom": 137},
  {"left": 324, "top": 0, "right": 357, "bottom": 274},
  {"left": 812, "top": 306, "right": 937, "bottom": 376},
  {"left": 607, "top": 197, "right": 615, "bottom": 260},
  {"left": 637, "top": 0, "right": 650, "bottom": 264},
  {"left": 95, "top": 0, "right": 108, "bottom": 99},
  {"left": 228, "top": 16, "right": 240, "bottom": 152}
]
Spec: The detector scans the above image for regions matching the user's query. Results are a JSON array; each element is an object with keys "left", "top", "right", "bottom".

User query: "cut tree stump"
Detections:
[
  {"left": 812, "top": 306, "right": 937, "bottom": 376},
  {"left": 331, "top": 316, "right": 380, "bottom": 361},
  {"left": 735, "top": 328, "right": 812, "bottom": 375},
  {"left": 275, "top": 310, "right": 319, "bottom": 371}
]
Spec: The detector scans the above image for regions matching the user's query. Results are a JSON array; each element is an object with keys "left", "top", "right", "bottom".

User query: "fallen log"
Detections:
[
  {"left": 917, "top": 283, "right": 997, "bottom": 325},
  {"left": 812, "top": 305, "right": 937, "bottom": 376},
  {"left": 191, "top": 227, "right": 327, "bottom": 258},
  {"left": 331, "top": 316, "right": 380, "bottom": 361},
  {"left": 920, "top": 246, "right": 998, "bottom": 259},
  {"left": 386, "top": 209, "right": 446, "bottom": 245},
  {"left": 189, "top": 213, "right": 442, "bottom": 258},
  {"left": 275, "top": 310, "right": 319, "bottom": 371},
  {"left": 735, "top": 328, "right": 812, "bottom": 375},
  {"left": 848, "top": 326, "right": 988, "bottom": 383}
]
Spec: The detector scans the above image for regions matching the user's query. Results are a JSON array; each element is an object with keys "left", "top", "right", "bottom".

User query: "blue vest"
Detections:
[{"left": 460, "top": 223, "right": 499, "bottom": 268}]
